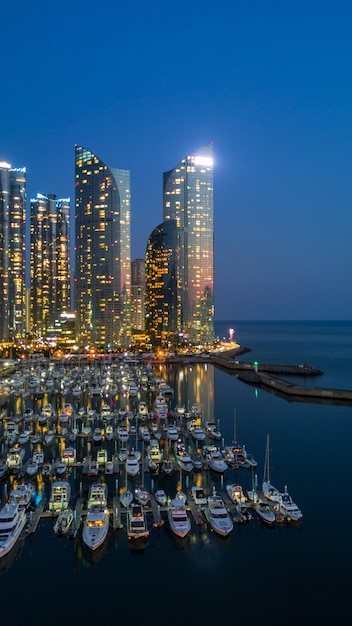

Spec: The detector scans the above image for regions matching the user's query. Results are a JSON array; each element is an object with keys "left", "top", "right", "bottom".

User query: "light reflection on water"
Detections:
[{"left": 0, "top": 340, "right": 351, "bottom": 625}]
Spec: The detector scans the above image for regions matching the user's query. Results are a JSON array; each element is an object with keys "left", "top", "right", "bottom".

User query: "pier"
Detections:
[{"left": 212, "top": 347, "right": 352, "bottom": 404}]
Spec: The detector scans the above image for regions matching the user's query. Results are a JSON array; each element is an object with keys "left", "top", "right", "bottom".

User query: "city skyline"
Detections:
[{"left": 1, "top": 1, "right": 351, "bottom": 321}]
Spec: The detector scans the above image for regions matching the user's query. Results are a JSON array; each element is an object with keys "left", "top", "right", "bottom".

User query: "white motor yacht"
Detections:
[
  {"left": 205, "top": 489, "right": 233, "bottom": 537},
  {"left": 155, "top": 490, "right": 168, "bottom": 507},
  {"left": 191, "top": 486, "right": 207, "bottom": 506},
  {"left": 49, "top": 481, "right": 71, "bottom": 513},
  {"left": 10, "top": 483, "right": 35, "bottom": 510},
  {"left": 127, "top": 503, "right": 149, "bottom": 540},
  {"left": 278, "top": 486, "right": 303, "bottom": 522},
  {"left": 87, "top": 482, "right": 107, "bottom": 508},
  {"left": 177, "top": 454, "right": 194, "bottom": 473},
  {"left": 0, "top": 502, "right": 27, "bottom": 559},
  {"left": 82, "top": 505, "right": 110, "bottom": 550},
  {"left": 167, "top": 499, "right": 191, "bottom": 538},
  {"left": 165, "top": 425, "right": 179, "bottom": 441},
  {"left": 254, "top": 503, "right": 276, "bottom": 526},
  {"left": 125, "top": 454, "right": 140, "bottom": 477},
  {"left": 53, "top": 508, "right": 74, "bottom": 536},
  {"left": 206, "top": 450, "right": 228, "bottom": 474},
  {"left": 226, "top": 484, "right": 247, "bottom": 504}
]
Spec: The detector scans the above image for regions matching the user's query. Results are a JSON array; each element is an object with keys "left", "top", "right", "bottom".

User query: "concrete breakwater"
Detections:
[
  {"left": 212, "top": 347, "right": 352, "bottom": 404},
  {"left": 237, "top": 370, "right": 352, "bottom": 403}
]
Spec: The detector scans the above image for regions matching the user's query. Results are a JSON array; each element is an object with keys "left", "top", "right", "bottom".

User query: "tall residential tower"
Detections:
[
  {"left": 0, "top": 161, "right": 26, "bottom": 342},
  {"left": 74, "top": 146, "right": 131, "bottom": 350},
  {"left": 29, "top": 193, "right": 71, "bottom": 338},
  {"left": 163, "top": 144, "right": 214, "bottom": 344}
]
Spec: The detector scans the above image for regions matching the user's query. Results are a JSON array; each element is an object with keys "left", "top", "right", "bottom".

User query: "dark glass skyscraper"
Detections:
[
  {"left": 74, "top": 146, "right": 131, "bottom": 350},
  {"left": 163, "top": 144, "right": 214, "bottom": 344},
  {"left": 0, "top": 161, "right": 26, "bottom": 342},
  {"left": 29, "top": 193, "right": 71, "bottom": 338},
  {"left": 145, "top": 220, "right": 180, "bottom": 346}
]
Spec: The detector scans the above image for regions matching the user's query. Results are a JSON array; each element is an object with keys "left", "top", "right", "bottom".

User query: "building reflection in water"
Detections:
[{"left": 169, "top": 363, "right": 214, "bottom": 420}]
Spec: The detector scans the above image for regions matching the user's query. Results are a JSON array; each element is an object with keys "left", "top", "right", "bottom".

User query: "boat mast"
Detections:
[{"left": 263, "top": 433, "right": 270, "bottom": 483}]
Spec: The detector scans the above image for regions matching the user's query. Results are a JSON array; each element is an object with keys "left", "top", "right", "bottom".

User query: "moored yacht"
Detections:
[
  {"left": 167, "top": 499, "right": 191, "bottom": 538},
  {"left": 49, "top": 481, "right": 71, "bottom": 513},
  {"left": 10, "top": 482, "right": 35, "bottom": 510},
  {"left": 205, "top": 488, "right": 233, "bottom": 537},
  {"left": 278, "top": 486, "right": 303, "bottom": 522},
  {"left": 87, "top": 482, "right": 108, "bottom": 508},
  {"left": 82, "top": 505, "right": 110, "bottom": 550},
  {"left": 0, "top": 502, "right": 27, "bottom": 559},
  {"left": 127, "top": 503, "right": 149, "bottom": 540}
]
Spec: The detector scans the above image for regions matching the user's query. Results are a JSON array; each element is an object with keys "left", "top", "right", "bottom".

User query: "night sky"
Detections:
[{"left": 1, "top": 0, "right": 351, "bottom": 320}]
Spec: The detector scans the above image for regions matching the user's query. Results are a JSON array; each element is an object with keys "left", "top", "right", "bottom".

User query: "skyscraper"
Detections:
[
  {"left": 29, "top": 193, "right": 71, "bottom": 338},
  {"left": 145, "top": 220, "right": 180, "bottom": 346},
  {"left": 74, "top": 146, "right": 131, "bottom": 350},
  {"left": 131, "top": 258, "right": 146, "bottom": 332},
  {"left": 0, "top": 161, "right": 26, "bottom": 342},
  {"left": 163, "top": 144, "right": 214, "bottom": 344}
]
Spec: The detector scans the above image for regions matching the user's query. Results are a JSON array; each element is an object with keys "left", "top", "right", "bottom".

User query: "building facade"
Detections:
[
  {"left": 29, "top": 193, "right": 71, "bottom": 338},
  {"left": 163, "top": 144, "right": 214, "bottom": 344},
  {"left": 131, "top": 258, "right": 145, "bottom": 332},
  {"left": 74, "top": 146, "right": 131, "bottom": 350},
  {"left": 145, "top": 220, "right": 180, "bottom": 346},
  {"left": 0, "top": 161, "right": 26, "bottom": 342}
]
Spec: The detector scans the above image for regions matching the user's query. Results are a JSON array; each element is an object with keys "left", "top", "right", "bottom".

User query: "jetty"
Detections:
[{"left": 212, "top": 347, "right": 352, "bottom": 405}]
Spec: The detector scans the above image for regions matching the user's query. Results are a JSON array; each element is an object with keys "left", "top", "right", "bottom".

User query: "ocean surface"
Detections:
[{"left": 1, "top": 320, "right": 351, "bottom": 626}]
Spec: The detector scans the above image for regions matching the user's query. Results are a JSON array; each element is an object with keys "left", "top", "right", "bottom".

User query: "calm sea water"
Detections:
[{"left": 1, "top": 321, "right": 351, "bottom": 626}]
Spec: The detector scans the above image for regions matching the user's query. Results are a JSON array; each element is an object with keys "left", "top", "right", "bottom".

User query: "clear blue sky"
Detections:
[{"left": 1, "top": 0, "right": 351, "bottom": 320}]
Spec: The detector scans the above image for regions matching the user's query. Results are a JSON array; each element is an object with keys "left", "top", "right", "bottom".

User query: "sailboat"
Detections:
[{"left": 261, "top": 434, "right": 280, "bottom": 503}]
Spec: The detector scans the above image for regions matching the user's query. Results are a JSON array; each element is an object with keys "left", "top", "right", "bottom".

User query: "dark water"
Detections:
[{"left": 1, "top": 321, "right": 351, "bottom": 626}]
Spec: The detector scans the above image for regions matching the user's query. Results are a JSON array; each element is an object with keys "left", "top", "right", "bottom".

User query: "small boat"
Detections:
[
  {"left": 254, "top": 503, "right": 276, "bottom": 526},
  {"left": 56, "top": 462, "right": 67, "bottom": 476},
  {"left": 87, "top": 482, "right": 107, "bottom": 508},
  {"left": 178, "top": 454, "right": 194, "bottom": 473},
  {"left": 10, "top": 482, "right": 35, "bottom": 510},
  {"left": 277, "top": 486, "right": 303, "bottom": 522},
  {"left": 105, "top": 461, "right": 114, "bottom": 475},
  {"left": 97, "top": 449, "right": 108, "bottom": 469},
  {"left": 139, "top": 425, "right": 151, "bottom": 443},
  {"left": 92, "top": 428, "right": 103, "bottom": 444},
  {"left": 32, "top": 449, "right": 45, "bottom": 466},
  {"left": 42, "top": 462, "right": 53, "bottom": 476},
  {"left": 226, "top": 484, "right": 247, "bottom": 504},
  {"left": 87, "top": 459, "right": 99, "bottom": 477},
  {"left": 82, "top": 505, "right": 110, "bottom": 550},
  {"left": 206, "top": 450, "right": 228, "bottom": 474},
  {"left": 191, "top": 486, "right": 207, "bottom": 506},
  {"left": 190, "top": 426, "right": 206, "bottom": 443},
  {"left": 26, "top": 459, "right": 38, "bottom": 476},
  {"left": 155, "top": 490, "right": 168, "bottom": 507},
  {"left": 17, "top": 432, "right": 30, "bottom": 445},
  {"left": 205, "top": 421, "right": 222, "bottom": 441},
  {"left": 117, "top": 426, "right": 129, "bottom": 443},
  {"left": 0, "top": 502, "right": 27, "bottom": 559},
  {"left": 134, "top": 487, "right": 150, "bottom": 506},
  {"left": 205, "top": 488, "right": 233, "bottom": 537},
  {"left": 167, "top": 499, "right": 191, "bottom": 538},
  {"left": 127, "top": 503, "right": 149, "bottom": 540},
  {"left": 105, "top": 425, "right": 114, "bottom": 442},
  {"left": 54, "top": 508, "right": 74, "bottom": 536},
  {"left": 165, "top": 425, "right": 179, "bottom": 441},
  {"left": 49, "top": 481, "right": 71, "bottom": 513},
  {"left": 120, "top": 490, "right": 134, "bottom": 508},
  {"left": 125, "top": 454, "right": 140, "bottom": 477}
]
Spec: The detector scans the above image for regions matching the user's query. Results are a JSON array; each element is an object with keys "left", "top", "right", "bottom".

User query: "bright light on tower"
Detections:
[{"left": 229, "top": 328, "right": 234, "bottom": 342}]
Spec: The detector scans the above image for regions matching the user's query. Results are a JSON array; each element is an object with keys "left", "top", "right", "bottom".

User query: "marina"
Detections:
[{"left": 0, "top": 321, "right": 351, "bottom": 626}]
